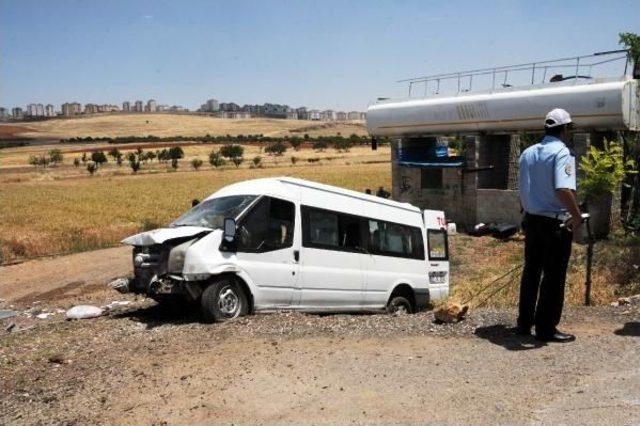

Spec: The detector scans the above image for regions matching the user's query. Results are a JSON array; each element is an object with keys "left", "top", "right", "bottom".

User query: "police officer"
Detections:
[{"left": 517, "top": 108, "right": 582, "bottom": 342}]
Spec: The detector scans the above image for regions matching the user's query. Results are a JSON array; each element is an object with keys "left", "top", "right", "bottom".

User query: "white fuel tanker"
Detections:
[{"left": 366, "top": 77, "right": 639, "bottom": 136}]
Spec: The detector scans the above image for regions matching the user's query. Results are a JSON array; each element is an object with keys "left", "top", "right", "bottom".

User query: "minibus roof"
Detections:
[{"left": 205, "top": 177, "right": 422, "bottom": 214}]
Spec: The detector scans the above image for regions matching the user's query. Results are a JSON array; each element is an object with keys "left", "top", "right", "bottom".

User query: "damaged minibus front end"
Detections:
[{"left": 118, "top": 194, "right": 258, "bottom": 309}]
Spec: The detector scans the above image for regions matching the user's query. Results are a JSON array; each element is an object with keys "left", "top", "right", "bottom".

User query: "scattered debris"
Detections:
[
  {"left": 469, "top": 223, "right": 518, "bottom": 239},
  {"left": 5, "top": 322, "right": 16, "bottom": 332},
  {"left": 109, "top": 277, "right": 131, "bottom": 294},
  {"left": 48, "top": 353, "right": 66, "bottom": 364},
  {"left": 434, "top": 303, "right": 469, "bottom": 324},
  {"left": 103, "top": 301, "right": 132, "bottom": 311},
  {"left": 0, "top": 310, "right": 19, "bottom": 320},
  {"left": 36, "top": 312, "right": 55, "bottom": 320},
  {"left": 66, "top": 305, "right": 103, "bottom": 320},
  {"left": 612, "top": 294, "right": 640, "bottom": 307}
]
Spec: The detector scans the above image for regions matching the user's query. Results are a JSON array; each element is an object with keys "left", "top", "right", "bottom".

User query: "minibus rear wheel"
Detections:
[
  {"left": 386, "top": 296, "right": 413, "bottom": 315},
  {"left": 201, "top": 277, "right": 248, "bottom": 323}
]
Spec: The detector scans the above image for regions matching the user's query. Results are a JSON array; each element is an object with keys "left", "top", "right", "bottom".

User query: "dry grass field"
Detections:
[
  {"left": 2, "top": 113, "right": 367, "bottom": 139},
  {"left": 0, "top": 153, "right": 391, "bottom": 262}
]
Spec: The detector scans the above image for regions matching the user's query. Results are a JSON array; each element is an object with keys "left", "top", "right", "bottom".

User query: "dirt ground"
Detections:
[{"left": 1, "top": 248, "right": 640, "bottom": 425}]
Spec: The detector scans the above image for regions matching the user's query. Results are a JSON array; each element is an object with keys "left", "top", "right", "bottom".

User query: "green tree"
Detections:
[
  {"left": 171, "top": 158, "right": 179, "bottom": 170},
  {"left": 91, "top": 151, "right": 108, "bottom": 166},
  {"left": 220, "top": 144, "right": 244, "bottom": 159},
  {"left": 168, "top": 146, "right": 184, "bottom": 160},
  {"left": 73, "top": 157, "right": 81, "bottom": 168},
  {"left": 252, "top": 156, "right": 262, "bottom": 168}
]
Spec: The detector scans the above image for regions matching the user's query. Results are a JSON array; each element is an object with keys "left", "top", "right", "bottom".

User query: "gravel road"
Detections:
[
  {"left": 1, "top": 301, "right": 639, "bottom": 425},
  {"left": 1, "top": 247, "right": 639, "bottom": 425}
]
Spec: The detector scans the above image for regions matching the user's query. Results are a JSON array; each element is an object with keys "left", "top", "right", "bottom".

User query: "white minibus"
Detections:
[{"left": 120, "top": 177, "right": 450, "bottom": 322}]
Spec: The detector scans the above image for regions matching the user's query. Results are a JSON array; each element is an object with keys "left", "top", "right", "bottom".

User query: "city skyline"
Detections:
[{"left": 1, "top": 0, "right": 639, "bottom": 111}]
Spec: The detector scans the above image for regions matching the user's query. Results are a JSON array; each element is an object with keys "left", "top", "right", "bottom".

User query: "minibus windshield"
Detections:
[{"left": 171, "top": 195, "right": 257, "bottom": 229}]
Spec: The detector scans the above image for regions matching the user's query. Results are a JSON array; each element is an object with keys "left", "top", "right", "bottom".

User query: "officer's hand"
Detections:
[{"left": 567, "top": 215, "right": 583, "bottom": 232}]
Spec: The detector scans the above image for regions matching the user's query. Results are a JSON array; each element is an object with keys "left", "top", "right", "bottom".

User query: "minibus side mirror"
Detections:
[{"left": 223, "top": 217, "right": 237, "bottom": 242}]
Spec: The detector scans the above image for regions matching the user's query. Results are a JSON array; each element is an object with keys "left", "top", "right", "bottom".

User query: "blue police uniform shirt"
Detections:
[{"left": 519, "top": 135, "right": 576, "bottom": 217}]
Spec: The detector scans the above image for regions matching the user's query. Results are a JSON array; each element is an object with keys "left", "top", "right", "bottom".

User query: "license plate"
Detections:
[{"left": 429, "top": 271, "right": 447, "bottom": 284}]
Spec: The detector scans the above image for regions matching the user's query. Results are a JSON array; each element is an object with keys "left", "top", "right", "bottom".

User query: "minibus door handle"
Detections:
[{"left": 293, "top": 250, "right": 300, "bottom": 262}]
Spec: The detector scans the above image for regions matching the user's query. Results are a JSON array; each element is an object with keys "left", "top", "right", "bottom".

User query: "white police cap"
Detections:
[{"left": 545, "top": 108, "right": 572, "bottom": 128}]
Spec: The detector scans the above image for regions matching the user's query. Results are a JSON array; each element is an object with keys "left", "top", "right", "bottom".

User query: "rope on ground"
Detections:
[
  {"left": 473, "top": 267, "right": 523, "bottom": 308},
  {"left": 461, "top": 263, "right": 524, "bottom": 306}
]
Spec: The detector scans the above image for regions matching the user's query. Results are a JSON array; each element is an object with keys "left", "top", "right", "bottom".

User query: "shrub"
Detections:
[
  {"left": 171, "top": 158, "right": 179, "bottom": 170},
  {"left": 231, "top": 157, "right": 244, "bottom": 168},
  {"left": 73, "top": 158, "right": 81, "bottom": 167},
  {"left": 191, "top": 158, "right": 203, "bottom": 170},
  {"left": 252, "top": 156, "right": 262, "bottom": 168},
  {"left": 265, "top": 142, "right": 287, "bottom": 156},
  {"left": 333, "top": 138, "right": 353, "bottom": 152},
  {"left": 289, "top": 138, "right": 302, "bottom": 151},
  {"left": 579, "top": 139, "right": 635, "bottom": 201},
  {"left": 291, "top": 156, "right": 298, "bottom": 165},
  {"left": 86, "top": 162, "right": 98, "bottom": 175},
  {"left": 208, "top": 150, "right": 226, "bottom": 168},
  {"left": 313, "top": 140, "right": 328, "bottom": 152},
  {"left": 48, "top": 149, "right": 64, "bottom": 165}
]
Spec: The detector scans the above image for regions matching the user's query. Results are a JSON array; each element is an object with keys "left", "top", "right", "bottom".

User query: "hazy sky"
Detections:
[{"left": 1, "top": 0, "right": 639, "bottom": 111}]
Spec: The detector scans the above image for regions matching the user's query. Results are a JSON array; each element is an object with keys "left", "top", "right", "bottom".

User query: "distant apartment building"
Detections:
[
  {"left": 36, "top": 104, "right": 44, "bottom": 117},
  {"left": 201, "top": 98, "right": 219, "bottom": 112},
  {"left": 62, "top": 102, "right": 82, "bottom": 116},
  {"left": 85, "top": 104, "right": 99, "bottom": 114},
  {"left": 219, "top": 102, "right": 241, "bottom": 112},
  {"left": 220, "top": 111, "right": 251, "bottom": 119},
  {"left": 45, "top": 104, "right": 55, "bottom": 117},
  {"left": 262, "top": 103, "right": 289, "bottom": 118},
  {"left": 169, "top": 105, "right": 188, "bottom": 112},
  {"left": 335, "top": 111, "right": 347, "bottom": 121},
  {"left": 134, "top": 100, "right": 144, "bottom": 112},
  {"left": 286, "top": 108, "right": 298, "bottom": 120},
  {"left": 26, "top": 104, "right": 37, "bottom": 116},
  {"left": 12, "top": 107, "right": 23, "bottom": 119},
  {"left": 347, "top": 111, "right": 361, "bottom": 120},
  {"left": 321, "top": 110, "right": 336, "bottom": 121},
  {"left": 296, "top": 107, "right": 308, "bottom": 120},
  {"left": 146, "top": 99, "right": 157, "bottom": 112},
  {"left": 0, "top": 108, "right": 8, "bottom": 120},
  {"left": 307, "top": 109, "right": 321, "bottom": 120},
  {"left": 157, "top": 104, "right": 169, "bottom": 112},
  {"left": 122, "top": 101, "right": 131, "bottom": 112}
]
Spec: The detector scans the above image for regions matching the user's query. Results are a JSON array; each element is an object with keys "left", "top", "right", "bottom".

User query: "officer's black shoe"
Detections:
[
  {"left": 514, "top": 326, "right": 532, "bottom": 336},
  {"left": 535, "top": 330, "right": 575, "bottom": 343}
]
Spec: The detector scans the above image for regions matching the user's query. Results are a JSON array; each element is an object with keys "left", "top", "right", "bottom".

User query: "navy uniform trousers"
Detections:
[{"left": 517, "top": 213, "right": 573, "bottom": 335}]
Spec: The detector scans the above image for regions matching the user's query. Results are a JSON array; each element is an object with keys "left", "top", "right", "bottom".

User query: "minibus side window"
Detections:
[
  {"left": 367, "top": 220, "right": 424, "bottom": 260},
  {"left": 427, "top": 229, "right": 448, "bottom": 261},
  {"left": 236, "top": 197, "right": 295, "bottom": 252},
  {"left": 302, "top": 206, "right": 363, "bottom": 252}
]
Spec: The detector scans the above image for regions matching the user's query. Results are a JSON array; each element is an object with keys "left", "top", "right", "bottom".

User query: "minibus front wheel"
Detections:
[
  {"left": 201, "top": 277, "right": 249, "bottom": 323},
  {"left": 386, "top": 296, "right": 413, "bottom": 315}
]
